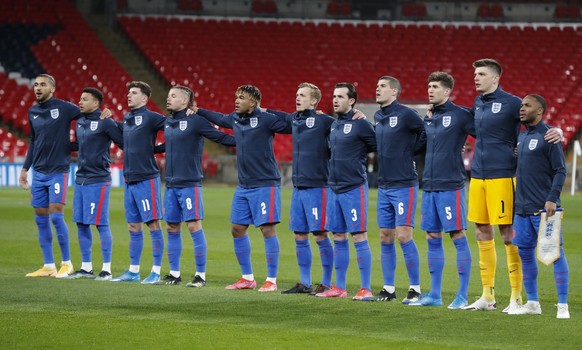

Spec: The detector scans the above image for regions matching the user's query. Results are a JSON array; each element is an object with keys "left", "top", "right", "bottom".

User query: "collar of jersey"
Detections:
[
  {"left": 337, "top": 109, "right": 355, "bottom": 120},
  {"left": 129, "top": 105, "right": 148, "bottom": 116},
  {"left": 432, "top": 99, "right": 453, "bottom": 113},
  {"left": 481, "top": 86, "right": 506, "bottom": 101},
  {"left": 380, "top": 100, "right": 401, "bottom": 115},
  {"left": 169, "top": 109, "right": 188, "bottom": 120},
  {"left": 83, "top": 109, "right": 102, "bottom": 120}
]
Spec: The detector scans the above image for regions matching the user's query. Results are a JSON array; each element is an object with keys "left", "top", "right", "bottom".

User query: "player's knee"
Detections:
[
  {"left": 167, "top": 222, "right": 181, "bottom": 232},
  {"left": 128, "top": 222, "right": 142, "bottom": 232},
  {"left": 312, "top": 231, "right": 328, "bottom": 240},
  {"left": 186, "top": 220, "right": 202, "bottom": 233},
  {"left": 146, "top": 219, "right": 161, "bottom": 231},
  {"left": 475, "top": 224, "right": 494, "bottom": 240},
  {"left": 351, "top": 232, "right": 367, "bottom": 242},
  {"left": 449, "top": 230, "right": 466, "bottom": 240},
  {"left": 380, "top": 229, "right": 395, "bottom": 242},
  {"left": 231, "top": 224, "right": 248, "bottom": 237},
  {"left": 260, "top": 224, "right": 277, "bottom": 238},
  {"left": 396, "top": 228, "right": 413, "bottom": 243},
  {"left": 34, "top": 207, "right": 49, "bottom": 216},
  {"left": 426, "top": 232, "right": 442, "bottom": 239},
  {"left": 332, "top": 232, "right": 348, "bottom": 241},
  {"left": 48, "top": 203, "right": 64, "bottom": 214},
  {"left": 294, "top": 232, "right": 309, "bottom": 241}
]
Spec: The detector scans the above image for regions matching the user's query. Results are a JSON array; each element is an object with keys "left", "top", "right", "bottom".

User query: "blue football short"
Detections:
[
  {"left": 230, "top": 185, "right": 281, "bottom": 227},
  {"left": 124, "top": 177, "right": 163, "bottom": 223},
  {"left": 31, "top": 171, "right": 69, "bottom": 207},
  {"left": 289, "top": 187, "right": 328, "bottom": 233},
  {"left": 73, "top": 181, "right": 111, "bottom": 225},
  {"left": 420, "top": 188, "right": 467, "bottom": 233},
  {"left": 377, "top": 186, "right": 418, "bottom": 229},
  {"left": 164, "top": 186, "right": 204, "bottom": 223},
  {"left": 325, "top": 183, "right": 369, "bottom": 233}
]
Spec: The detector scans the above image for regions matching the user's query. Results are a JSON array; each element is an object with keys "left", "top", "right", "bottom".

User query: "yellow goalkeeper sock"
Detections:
[
  {"left": 478, "top": 239, "right": 497, "bottom": 302},
  {"left": 505, "top": 243, "right": 523, "bottom": 302}
]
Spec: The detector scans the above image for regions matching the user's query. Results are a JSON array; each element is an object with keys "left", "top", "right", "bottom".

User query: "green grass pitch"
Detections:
[{"left": 0, "top": 186, "right": 580, "bottom": 349}]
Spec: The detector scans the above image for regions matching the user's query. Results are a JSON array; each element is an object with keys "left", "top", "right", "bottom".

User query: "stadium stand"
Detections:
[
  {"left": 0, "top": 0, "right": 160, "bottom": 163},
  {"left": 119, "top": 16, "right": 582, "bottom": 150}
]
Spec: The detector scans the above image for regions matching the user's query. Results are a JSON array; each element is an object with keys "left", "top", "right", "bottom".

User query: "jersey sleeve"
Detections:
[
  {"left": 267, "top": 112, "right": 292, "bottom": 134},
  {"left": 66, "top": 101, "right": 81, "bottom": 121},
  {"left": 22, "top": 112, "right": 35, "bottom": 170},
  {"left": 153, "top": 112, "right": 166, "bottom": 131},
  {"left": 546, "top": 142, "right": 566, "bottom": 203},
  {"left": 462, "top": 109, "right": 476, "bottom": 137},
  {"left": 360, "top": 120, "right": 377, "bottom": 152},
  {"left": 105, "top": 118, "right": 124, "bottom": 149},
  {"left": 266, "top": 109, "right": 293, "bottom": 132},
  {"left": 197, "top": 117, "right": 236, "bottom": 146},
  {"left": 197, "top": 109, "right": 234, "bottom": 129}
]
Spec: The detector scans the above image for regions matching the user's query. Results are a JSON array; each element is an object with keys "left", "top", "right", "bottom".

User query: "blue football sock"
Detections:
[
  {"left": 401, "top": 240, "right": 420, "bottom": 287},
  {"left": 167, "top": 231, "right": 182, "bottom": 273},
  {"left": 296, "top": 239, "right": 312, "bottom": 286},
  {"left": 35, "top": 214, "right": 54, "bottom": 264},
  {"left": 355, "top": 240, "right": 372, "bottom": 291},
  {"left": 334, "top": 240, "right": 349, "bottom": 290},
  {"left": 129, "top": 231, "right": 144, "bottom": 266},
  {"left": 150, "top": 229, "right": 164, "bottom": 267},
  {"left": 50, "top": 212, "right": 70, "bottom": 262},
  {"left": 233, "top": 235, "right": 252, "bottom": 275},
  {"left": 77, "top": 223, "right": 92, "bottom": 263},
  {"left": 191, "top": 229, "right": 207, "bottom": 273},
  {"left": 317, "top": 237, "right": 334, "bottom": 287},
  {"left": 518, "top": 247, "right": 538, "bottom": 301},
  {"left": 96, "top": 225, "right": 112, "bottom": 264},
  {"left": 264, "top": 235, "right": 280, "bottom": 279},
  {"left": 453, "top": 236, "right": 472, "bottom": 299},
  {"left": 381, "top": 242, "right": 396, "bottom": 287},
  {"left": 554, "top": 246, "right": 569, "bottom": 304},
  {"left": 427, "top": 237, "right": 444, "bottom": 299}
]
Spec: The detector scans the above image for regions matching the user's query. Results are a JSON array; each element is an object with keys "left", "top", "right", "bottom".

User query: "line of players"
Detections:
[{"left": 20, "top": 58, "right": 570, "bottom": 318}]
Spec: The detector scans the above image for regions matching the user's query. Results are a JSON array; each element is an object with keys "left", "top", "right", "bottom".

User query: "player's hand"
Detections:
[
  {"left": 426, "top": 104, "right": 434, "bottom": 119},
  {"left": 186, "top": 108, "right": 194, "bottom": 116},
  {"left": 316, "top": 110, "right": 324, "bottom": 115},
  {"left": 260, "top": 107, "right": 267, "bottom": 113},
  {"left": 19, "top": 168, "right": 29, "bottom": 190},
  {"left": 190, "top": 106, "right": 199, "bottom": 114},
  {"left": 353, "top": 109, "right": 366, "bottom": 120},
  {"left": 544, "top": 128, "right": 563, "bottom": 144},
  {"left": 544, "top": 201, "right": 557, "bottom": 219},
  {"left": 100, "top": 108, "right": 113, "bottom": 119}
]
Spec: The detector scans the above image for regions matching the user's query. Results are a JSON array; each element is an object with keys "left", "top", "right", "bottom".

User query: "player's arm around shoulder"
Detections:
[
  {"left": 196, "top": 108, "right": 234, "bottom": 129},
  {"left": 265, "top": 110, "right": 292, "bottom": 134},
  {"left": 197, "top": 116, "right": 236, "bottom": 147},
  {"left": 149, "top": 111, "right": 166, "bottom": 130},
  {"left": 459, "top": 106, "right": 476, "bottom": 136},
  {"left": 64, "top": 99, "right": 82, "bottom": 121},
  {"left": 104, "top": 117, "right": 124, "bottom": 148},
  {"left": 357, "top": 118, "right": 377, "bottom": 152}
]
